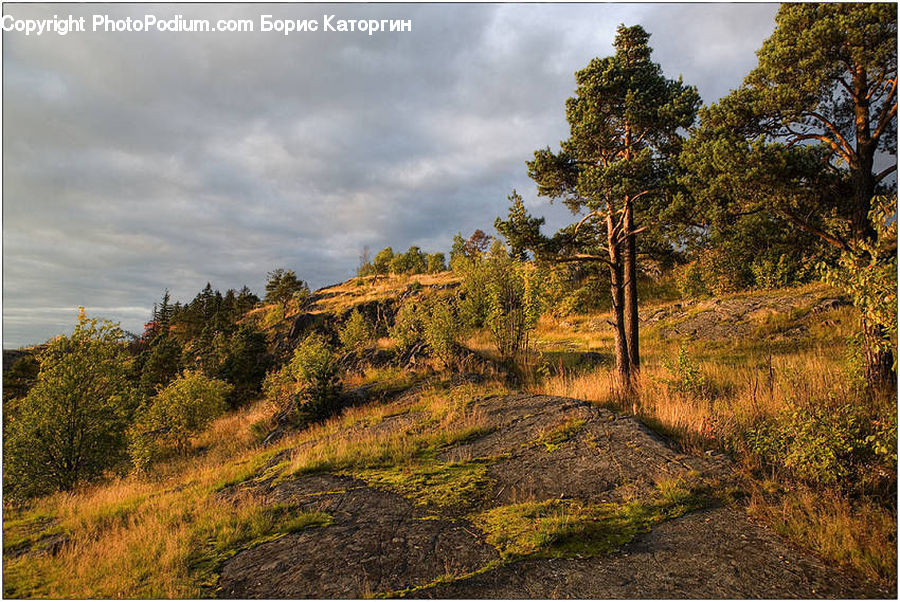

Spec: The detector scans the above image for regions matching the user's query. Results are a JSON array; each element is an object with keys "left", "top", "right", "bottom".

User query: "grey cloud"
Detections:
[{"left": 3, "top": 3, "right": 777, "bottom": 347}]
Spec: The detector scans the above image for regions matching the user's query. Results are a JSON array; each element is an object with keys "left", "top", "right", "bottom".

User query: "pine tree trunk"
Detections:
[
  {"left": 607, "top": 211, "right": 631, "bottom": 388},
  {"left": 623, "top": 202, "right": 640, "bottom": 374}
]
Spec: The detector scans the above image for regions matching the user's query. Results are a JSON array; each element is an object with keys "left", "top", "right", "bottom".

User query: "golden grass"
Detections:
[
  {"left": 533, "top": 295, "right": 896, "bottom": 586},
  {"left": 3, "top": 377, "right": 506, "bottom": 599},
  {"left": 308, "top": 272, "right": 461, "bottom": 315},
  {"left": 749, "top": 484, "right": 897, "bottom": 584}
]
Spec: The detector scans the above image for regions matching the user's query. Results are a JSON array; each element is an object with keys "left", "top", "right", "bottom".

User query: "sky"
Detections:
[{"left": 1, "top": 2, "right": 780, "bottom": 348}]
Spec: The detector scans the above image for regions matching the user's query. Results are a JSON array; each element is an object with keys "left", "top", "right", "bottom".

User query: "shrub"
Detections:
[
  {"left": 289, "top": 334, "right": 342, "bottom": 421},
  {"left": 460, "top": 248, "right": 544, "bottom": 359},
  {"left": 427, "top": 252, "right": 446, "bottom": 273},
  {"left": 743, "top": 399, "right": 896, "bottom": 491},
  {"left": 699, "top": 248, "right": 752, "bottom": 295},
  {"left": 262, "top": 364, "right": 295, "bottom": 408},
  {"left": 820, "top": 194, "right": 897, "bottom": 380},
  {"left": 673, "top": 261, "right": 709, "bottom": 298},
  {"left": 750, "top": 253, "right": 797, "bottom": 289},
  {"left": 261, "top": 303, "right": 285, "bottom": 329},
  {"left": 338, "top": 309, "right": 375, "bottom": 352},
  {"left": 390, "top": 301, "right": 424, "bottom": 350},
  {"left": 357, "top": 262, "right": 376, "bottom": 277},
  {"left": 129, "top": 371, "right": 232, "bottom": 470},
  {"left": 420, "top": 298, "right": 461, "bottom": 368},
  {"left": 4, "top": 311, "right": 136, "bottom": 497},
  {"left": 373, "top": 247, "right": 395, "bottom": 275},
  {"left": 389, "top": 296, "right": 461, "bottom": 367},
  {"left": 662, "top": 347, "right": 710, "bottom": 397}
]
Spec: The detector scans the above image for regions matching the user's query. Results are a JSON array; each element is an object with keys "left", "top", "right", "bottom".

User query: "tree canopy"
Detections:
[
  {"left": 4, "top": 311, "right": 136, "bottom": 497},
  {"left": 500, "top": 24, "right": 699, "bottom": 382}
]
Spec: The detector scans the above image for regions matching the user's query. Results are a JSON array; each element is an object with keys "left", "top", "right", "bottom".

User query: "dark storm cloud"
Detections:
[{"left": 2, "top": 2, "right": 778, "bottom": 347}]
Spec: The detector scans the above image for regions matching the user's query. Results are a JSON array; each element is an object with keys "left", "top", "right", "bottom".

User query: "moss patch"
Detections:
[
  {"left": 349, "top": 459, "right": 494, "bottom": 513},
  {"left": 471, "top": 478, "right": 712, "bottom": 560},
  {"left": 2, "top": 514, "right": 67, "bottom": 556},
  {"left": 536, "top": 417, "right": 587, "bottom": 452}
]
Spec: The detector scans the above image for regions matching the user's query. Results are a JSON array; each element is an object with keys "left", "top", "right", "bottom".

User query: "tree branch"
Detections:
[
  {"left": 780, "top": 209, "right": 853, "bottom": 254},
  {"left": 785, "top": 129, "right": 854, "bottom": 165},
  {"left": 872, "top": 78, "right": 898, "bottom": 143},
  {"left": 875, "top": 163, "right": 897, "bottom": 183},
  {"left": 555, "top": 253, "right": 615, "bottom": 268},
  {"left": 804, "top": 110, "right": 856, "bottom": 159},
  {"left": 573, "top": 210, "right": 602, "bottom": 235}
]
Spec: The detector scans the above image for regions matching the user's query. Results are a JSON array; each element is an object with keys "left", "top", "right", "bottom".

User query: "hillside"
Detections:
[
  {"left": 3, "top": 279, "right": 895, "bottom": 598},
  {"left": 215, "top": 393, "right": 883, "bottom": 599}
]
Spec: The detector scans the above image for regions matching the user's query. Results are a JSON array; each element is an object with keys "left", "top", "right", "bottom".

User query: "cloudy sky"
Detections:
[{"left": 2, "top": 2, "right": 779, "bottom": 348}]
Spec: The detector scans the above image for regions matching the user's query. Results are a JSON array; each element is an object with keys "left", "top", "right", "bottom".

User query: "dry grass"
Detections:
[
  {"left": 749, "top": 484, "right": 897, "bottom": 584},
  {"left": 533, "top": 294, "right": 896, "bottom": 587},
  {"left": 3, "top": 376, "right": 505, "bottom": 598},
  {"left": 309, "top": 272, "right": 461, "bottom": 315}
]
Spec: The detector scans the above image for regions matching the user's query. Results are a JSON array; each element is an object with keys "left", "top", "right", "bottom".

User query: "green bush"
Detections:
[
  {"left": 129, "top": 370, "right": 231, "bottom": 471},
  {"left": 427, "top": 252, "right": 447, "bottom": 273},
  {"left": 420, "top": 298, "right": 461, "bottom": 368},
  {"left": 338, "top": 309, "right": 375, "bottom": 352},
  {"left": 662, "top": 347, "right": 709, "bottom": 397},
  {"left": 750, "top": 253, "right": 798, "bottom": 289},
  {"left": 4, "top": 312, "right": 136, "bottom": 497},
  {"left": 262, "top": 364, "right": 295, "bottom": 408},
  {"left": 673, "top": 261, "right": 709, "bottom": 298},
  {"left": 744, "top": 400, "right": 897, "bottom": 491},
  {"left": 289, "top": 334, "right": 342, "bottom": 421},
  {"left": 390, "top": 301, "right": 424, "bottom": 350},
  {"left": 373, "top": 247, "right": 395, "bottom": 276},
  {"left": 389, "top": 297, "right": 461, "bottom": 367},
  {"left": 460, "top": 247, "right": 544, "bottom": 359}
]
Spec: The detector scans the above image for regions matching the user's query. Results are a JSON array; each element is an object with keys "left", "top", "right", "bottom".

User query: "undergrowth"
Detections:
[{"left": 533, "top": 289, "right": 897, "bottom": 586}]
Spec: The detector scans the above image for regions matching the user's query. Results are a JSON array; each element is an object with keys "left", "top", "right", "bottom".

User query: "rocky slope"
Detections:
[{"left": 216, "top": 393, "right": 889, "bottom": 599}]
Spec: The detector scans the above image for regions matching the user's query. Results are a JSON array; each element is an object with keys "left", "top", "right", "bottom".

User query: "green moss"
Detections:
[
  {"left": 376, "top": 559, "right": 505, "bottom": 598},
  {"left": 2, "top": 514, "right": 67, "bottom": 555},
  {"left": 210, "top": 447, "right": 284, "bottom": 492},
  {"left": 536, "top": 417, "right": 586, "bottom": 452},
  {"left": 349, "top": 459, "right": 494, "bottom": 513},
  {"left": 471, "top": 478, "right": 712, "bottom": 560},
  {"left": 189, "top": 505, "right": 332, "bottom": 595}
]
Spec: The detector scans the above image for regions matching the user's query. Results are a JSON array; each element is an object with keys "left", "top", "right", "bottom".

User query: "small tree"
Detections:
[
  {"left": 389, "top": 252, "right": 410, "bottom": 274},
  {"left": 427, "top": 252, "right": 447, "bottom": 273},
  {"left": 339, "top": 309, "right": 376, "bottom": 352},
  {"left": 138, "top": 333, "right": 183, "bottom": 398},
  {"left": 465, "top": 229, "right": 493, "bottom": 258},
  {"left": 4, "top": 310, "right": 136, "bottom": 497},
  {"left": 390, "top": 301, "right": 425, "bottom": 350},
  {"left": 373, "top": 247, "right": 395, "bottom": 277},
  {"left": 420, "top": 298, "right": 461, "bottom": 368},
  {"left": 821, "top": 195, "right": 898, "bottom": 381},
  {"left": 265, "top": 268, "right": 310, "bottom": 310},
  {"left": 290, "top": 334, "right": 342, "bottom": 420},
  {"left": 449, "top": 233, "right": 469, "bottom": 272},
  {"left": 129, "top": 371, "right": 231, "bottom": 470}
]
